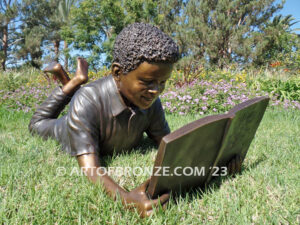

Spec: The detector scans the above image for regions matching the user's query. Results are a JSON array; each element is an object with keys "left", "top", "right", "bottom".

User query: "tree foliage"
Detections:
[
  {"left": 65, "top": 0, "right": 167, "bottom": 70},
  {"left": 0, "top": 0, "right": 20, "bottom": 70},
  {"left": 1, "top": 0, "right": 299, "bottom": 71},
  {"left": 16, "top": 0, "right": 60, "bottom": 69},
  {"left": 179, "top": 0, "right": 286, "bottom": 68},
  {"left": 253, "top": 14, "right": 300, "bottom": 65}
]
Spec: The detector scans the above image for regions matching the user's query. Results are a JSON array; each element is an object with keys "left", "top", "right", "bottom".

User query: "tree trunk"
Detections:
[
  {"left": 1, "top": 25, "right": 8, "bottom": 71},
  {"left": 64, "top": 40, "right": 68, "bottom": 71},
  {"left": 53, "top": 39, "right": 60, "bottom": 62}
]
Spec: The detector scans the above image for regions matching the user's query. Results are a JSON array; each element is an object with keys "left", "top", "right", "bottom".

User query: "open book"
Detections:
[{"left": 147, "top": 96, "right": 269, "bottom": 198}]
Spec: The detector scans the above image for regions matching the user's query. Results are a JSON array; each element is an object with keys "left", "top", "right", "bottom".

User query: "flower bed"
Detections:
[{"left": 0, "top": 68, "right": 299, "bottom": 113}]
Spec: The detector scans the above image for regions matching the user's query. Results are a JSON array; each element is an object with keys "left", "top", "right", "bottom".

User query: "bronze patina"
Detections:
[{"left": 29, "top": 23, "right": 182, "bottom": 217}]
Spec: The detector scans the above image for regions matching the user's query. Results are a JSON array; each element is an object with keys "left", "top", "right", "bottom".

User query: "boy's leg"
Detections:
[
  {"left": 62, "top": 58, "right": 88, "bottom": 95},
  {"left": 28, "top": 86, "right": 72, "bottom": 139},
  {"left": 43, "top": 61, "right": 71, "bottom": 85},
  {"left": 29, "top": 58, "right": 88, "bottom": 139}
]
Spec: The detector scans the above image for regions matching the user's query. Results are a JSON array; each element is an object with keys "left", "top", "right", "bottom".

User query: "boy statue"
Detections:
[{"left": 29, "top": 23, "right": 241, "bottom": 217}]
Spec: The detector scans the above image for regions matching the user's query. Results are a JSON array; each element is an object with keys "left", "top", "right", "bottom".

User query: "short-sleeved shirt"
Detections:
[{"left": 54, "top": 75, "right": 170, "bottom": 156}]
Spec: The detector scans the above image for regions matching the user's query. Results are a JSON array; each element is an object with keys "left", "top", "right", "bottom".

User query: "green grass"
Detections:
[{"left": 0, "top": 107, "right": 299, "bottom": 224}]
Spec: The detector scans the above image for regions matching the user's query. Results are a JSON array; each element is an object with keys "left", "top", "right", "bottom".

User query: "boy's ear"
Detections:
[{"left": 112, "top": 63, "right": 123, "bottom": 80}]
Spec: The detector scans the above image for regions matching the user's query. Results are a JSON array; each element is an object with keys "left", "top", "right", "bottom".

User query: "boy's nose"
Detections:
[
  {"left": 148, "top": 84, "right": 160, "bottom": 95},
  {"left": 148, "top": 88, "right": 159, "bottom": 95}
]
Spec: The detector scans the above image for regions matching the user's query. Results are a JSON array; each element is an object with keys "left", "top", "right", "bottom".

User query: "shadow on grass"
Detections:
[
  {"left": 100, "top": 136, "right": 157, "bottom": 166},
  {"left": 169, "top": 153, "right": 267, "bottom": 204}
]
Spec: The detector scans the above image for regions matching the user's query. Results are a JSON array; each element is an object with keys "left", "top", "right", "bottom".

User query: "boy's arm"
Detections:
[
  {"left": 77, "top": 153, "right": 127, "bottom": 198},
  {"left": 77, "top": 153, "right": 169, "bottom": 217}
]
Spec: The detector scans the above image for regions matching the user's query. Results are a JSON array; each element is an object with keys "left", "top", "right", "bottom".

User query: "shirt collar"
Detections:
[
  {"left": 107, "top": 75, "right": 148, "bottom": 117},
  {"left": 107, "top": 75, "right": 127, "bottom": 117}
]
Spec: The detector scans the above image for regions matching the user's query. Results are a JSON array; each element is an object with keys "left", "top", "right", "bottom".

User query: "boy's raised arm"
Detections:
[{"left": 77, "top": 153, "right": 169, "bottom": 217}]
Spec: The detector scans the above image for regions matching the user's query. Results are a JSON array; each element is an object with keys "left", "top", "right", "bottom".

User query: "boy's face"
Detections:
[{"left": 114, "top": 62, "right": 173, "bottom": 109}]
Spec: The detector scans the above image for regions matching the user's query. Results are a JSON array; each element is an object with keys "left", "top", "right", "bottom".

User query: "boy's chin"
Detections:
[
  {"left": 136, "top": 103, "right": 153, "bottom": 110},
  {"left": 134, "top": 100, "right": 154, "bottom": 110}
]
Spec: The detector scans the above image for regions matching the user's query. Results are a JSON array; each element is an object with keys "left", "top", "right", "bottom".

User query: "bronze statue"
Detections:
[{"left": 29, "top": 23, "right": 241, "bottom": 217}]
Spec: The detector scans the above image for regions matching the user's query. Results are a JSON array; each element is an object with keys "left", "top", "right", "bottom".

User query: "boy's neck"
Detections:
[{"left": 120, "top": 92, "right": 136, "bottom": 108}]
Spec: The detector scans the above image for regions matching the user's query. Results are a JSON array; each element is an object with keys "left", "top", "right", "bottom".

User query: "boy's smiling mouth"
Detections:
[
  {"left": 141, "top": 96, "right": 156, "bottom": 106},
  {"left": 142, "top": 96, "right": 155, "bottom": 101}
]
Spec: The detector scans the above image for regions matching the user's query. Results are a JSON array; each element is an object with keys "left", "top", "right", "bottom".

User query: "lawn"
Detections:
[{"left": 0, "top": 106, "right": 299, "bottom": 224}]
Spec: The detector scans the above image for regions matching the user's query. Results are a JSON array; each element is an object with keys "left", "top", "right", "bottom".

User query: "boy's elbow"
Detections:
[
  {"left": 28, "top": 119, "right": 37, "bottom": 134},
  {"left": 28, "top": 116, "right": 41, "bottom": 134}
]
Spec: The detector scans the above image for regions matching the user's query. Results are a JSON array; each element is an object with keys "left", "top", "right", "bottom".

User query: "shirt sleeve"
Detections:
[
  {"left": 66, "top": 88, "right": 101, "bottom": 156},
  {"left": 146, "top": 98, "right": 170, "bottom": 139}
]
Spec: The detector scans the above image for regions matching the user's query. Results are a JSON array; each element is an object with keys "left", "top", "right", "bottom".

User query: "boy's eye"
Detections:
[
  {"left": 140, "top": 80, "right": 152, "bottom": 85},
  {"left": 140, "top": 80, "right": 167, "bottom": 87}
]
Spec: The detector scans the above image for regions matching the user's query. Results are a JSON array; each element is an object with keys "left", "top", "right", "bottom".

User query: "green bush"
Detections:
[
  {"left": 249, "top": 77, "right": 300, "bottom": 101},
  {"left": 0, "top": 72, "right": 29, "bottom": 92}
]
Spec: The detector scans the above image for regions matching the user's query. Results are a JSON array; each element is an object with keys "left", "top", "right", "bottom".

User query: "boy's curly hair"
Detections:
[{"left": 113, "top": 23, "right": 180, "bottom": 74}]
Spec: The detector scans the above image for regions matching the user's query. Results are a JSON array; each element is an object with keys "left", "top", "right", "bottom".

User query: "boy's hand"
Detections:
[
  {"left": 123, "top": 179, "right": 169, "bottom": 217},
  {"left": 227, "top": 155, "right": 242, "bottom": 175}
]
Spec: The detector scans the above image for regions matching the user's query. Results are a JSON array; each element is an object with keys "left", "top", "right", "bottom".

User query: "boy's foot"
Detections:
[
  {"left": 61, "top": 58, "right": 89, "bottom": 95},
  {"left": 43, "top": 62, "right": 70, "bottom": 85},
  {"left": 73, "top": 57, "right": 89, "bottom": 85}
]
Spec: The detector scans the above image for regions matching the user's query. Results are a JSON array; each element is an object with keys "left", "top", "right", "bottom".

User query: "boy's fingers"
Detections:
[
  {"left": 138, "top": 178, "right": 151, "bottom": 192},
  {"left": 142, "top": 198, "right": 168, "bottom": 217},
  {"left": 126, "top": 180, "right": 150, "bottom": 201},
  {"left": 158, "top": 193, "right": 170, "bottom": 205},
  {"left": 143, "top": 204, "right": 167, "bottom": 217},
  {"left": 149, "top": 192, "right": 169, "bottom": 207},
  {"left": 144, "top": 209, "right": 153, "bottom": 218},
  {"left": 162, "top": 201, "right": 168, "bottom": 210}
]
